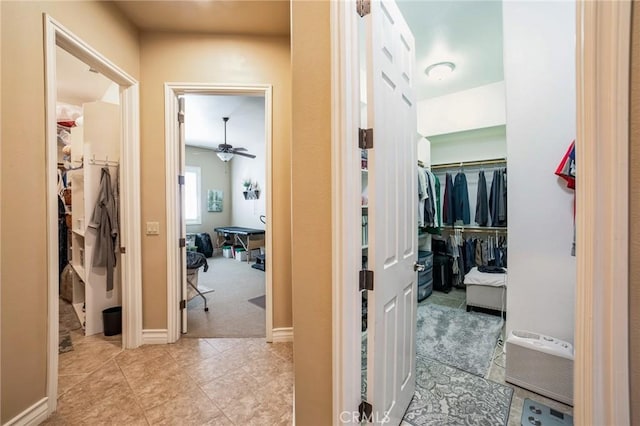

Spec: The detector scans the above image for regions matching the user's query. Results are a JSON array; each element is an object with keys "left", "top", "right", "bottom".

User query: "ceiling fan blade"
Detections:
[
  {"left": 233, "top": 147, "right": 247, "bottom": 152},
  {"left": 234, "top": 151, "right": 256, "bottom": 159}
]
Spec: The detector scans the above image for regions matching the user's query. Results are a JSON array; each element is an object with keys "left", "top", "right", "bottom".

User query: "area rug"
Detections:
[
  {"left": 416, "top": 304, "right": 503, "bottom": 376},
  {"left": 59, "top": 298, "right": 82, "bottom": 353},
  {"left": 248, "top": 295, "right": 266, "bottom": 309},
  {"left": 403, "top": 356, "right": 513, "bottom": 426}
]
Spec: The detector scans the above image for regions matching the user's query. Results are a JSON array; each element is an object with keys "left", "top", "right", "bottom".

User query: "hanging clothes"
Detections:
[
  {"left": 489, "top": 169, "right": 507, "bottom": 226},
  {"left": 475, "top": 170, "right": 489, "bottom": 226},
  {"left": 442, "top": 173, "right": 454, "bottom": 225},
  {"left": 89, "top": 167, "right": 119, "bottom": 292},
  {"left": 453, "top": 172, "right": 471, "bottom": 224},
  {"left": 417, "top": 167, "right": 428, "bottom": 227}
]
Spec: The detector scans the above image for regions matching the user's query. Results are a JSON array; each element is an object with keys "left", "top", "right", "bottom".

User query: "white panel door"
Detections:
[
  {"left": 179, "top": 96, "right": 188, "bottom": 334},
  {"left": 365, "top": 0, "right": 417, "bottom": 424}
]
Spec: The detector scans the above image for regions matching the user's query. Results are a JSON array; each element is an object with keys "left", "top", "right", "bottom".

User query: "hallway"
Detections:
[{"left": 46, "top": 337, "right": 293, "bottom": 425}]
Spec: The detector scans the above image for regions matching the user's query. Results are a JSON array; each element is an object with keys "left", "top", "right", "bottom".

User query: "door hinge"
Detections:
[
  {"left": 178, "top": 97, "right": 185, "bottom": 124},
  {"left": 178, "top": 175, "right": 185, "bottom": 185},
  {"left": 360, "top": 270, "right": 374, "bottom": 291},
  {"left": 120, "top": 246, "right": 126, "bottom": 254},
  {"left": 179, "top": 238, "right": 186, "bottom": 248},
  {"left": 359, "top": 128, "right": 373, "bottom": 149},
  {"left": 180, "top": 300, "right": 186, "bottom": 310},
  {"left": 357, "top": 0, "right": 371, "bottom": 17},
  {"left": 358, "top": 401, "right": 373, "bottom": 422}
]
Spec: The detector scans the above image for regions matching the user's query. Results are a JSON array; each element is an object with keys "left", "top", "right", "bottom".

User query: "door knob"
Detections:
[{"left": 414, "top": 262, "right": 425, "bottom": 272}]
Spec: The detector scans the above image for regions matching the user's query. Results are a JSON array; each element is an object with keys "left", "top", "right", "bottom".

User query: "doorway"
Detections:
[
  {"left": 181, "top": 94, "right": 267, "bottom": 338},
  {"left": 355, "top": 0, "right": 578, "bottom": 424},
  {"left": 164, "top": 84, "right": 274, "bottom": 343},
  {"left": 44, "top": 15, "right": 142, "bottom": 413}
]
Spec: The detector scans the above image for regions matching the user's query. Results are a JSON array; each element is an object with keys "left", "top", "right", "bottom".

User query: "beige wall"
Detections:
[
  {"left": 291, "top": 1, "right": 333, "bottom": 424},
  {"left": 630, "top": 2, "right": 639, "bottom": 423},
  {"left": 139, "top": 32, "right": 292, "bottom": 329},
  {"left": 0, "top": 1, "right": 139, "bottom": 422},
  {"left": 185, "top": 146, "right": 232, "bottom": 235}
]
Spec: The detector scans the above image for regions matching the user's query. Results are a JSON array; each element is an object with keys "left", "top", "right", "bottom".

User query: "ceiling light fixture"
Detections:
[
  {"left": 424, "top": 62, "right": 456, "bottom": 80},
  {"left": 216, "top": 151, "right": 234, "bottom": 162}
]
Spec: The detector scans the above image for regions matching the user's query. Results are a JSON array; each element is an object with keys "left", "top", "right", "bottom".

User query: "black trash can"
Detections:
[{"left": 102, "top": 306, "right": 122, "bottom": 336}]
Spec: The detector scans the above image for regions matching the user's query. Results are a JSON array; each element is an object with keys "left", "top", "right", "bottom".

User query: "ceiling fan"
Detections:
[{"left": 213, "top": 117, "right": 256, "bottom": 161}]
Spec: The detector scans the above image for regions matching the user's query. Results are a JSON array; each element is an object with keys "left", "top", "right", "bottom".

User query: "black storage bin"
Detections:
[
  {"left": 433, "top": 254, "right": 453, "bottom": 293},
  {"left": 417, "top": 251, "right": 433, "bottom": 301},
  {"left": 102, "top": 306, "right": 122, "bottom": 336}
]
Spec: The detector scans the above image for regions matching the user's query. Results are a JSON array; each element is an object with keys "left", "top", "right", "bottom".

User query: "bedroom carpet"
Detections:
[
  {"left": 416, "top": 304, "right": 504, "bottom": 376},
  {"left": 185, "top": 254, "right": 265, "bottom": 338},
  {"left": 402, "top": 356, "right": 513, "bottom": 426}
]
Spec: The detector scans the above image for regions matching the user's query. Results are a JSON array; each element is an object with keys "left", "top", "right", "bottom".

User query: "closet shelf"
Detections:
[
  {"left": 361, "top": 168, "right": 369, "bottom": 173},
  {"left": 71, "top": 262, "right": 85, "bottom": 282},
  {"left": 362, "top": 244, "right": 369, "bottom": 249},
  {"left": 72, "top": 303, "right": 85, "bottom": 329}
]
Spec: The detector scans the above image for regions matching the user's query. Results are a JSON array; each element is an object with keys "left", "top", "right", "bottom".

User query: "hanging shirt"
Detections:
[{"left": 417, "top": 167, "right": 428, "bottom": 227}]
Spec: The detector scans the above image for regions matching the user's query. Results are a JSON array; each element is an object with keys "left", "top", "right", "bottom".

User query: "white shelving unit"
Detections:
[{"left": 68, "top": 101, "right": 121, "bottom": 336}]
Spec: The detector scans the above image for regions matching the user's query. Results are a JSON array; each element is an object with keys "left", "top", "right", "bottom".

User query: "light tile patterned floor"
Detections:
[
  {"left": 45, "top": 333, "right": 293, "bottom": 425},
  {"left": 424, "top": 287, "right": 573, "bottom": 425}
]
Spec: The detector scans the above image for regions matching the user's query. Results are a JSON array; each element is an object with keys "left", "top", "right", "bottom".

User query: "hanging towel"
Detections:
[
  {"left": 89, "top": 167, "right": 118, "bottom": 291},
  {"left": 475, "top": 170, "right": 489, "bottom": 226}
]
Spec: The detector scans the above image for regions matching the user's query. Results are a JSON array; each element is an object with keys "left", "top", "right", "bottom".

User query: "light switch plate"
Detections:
[{"left": 146, "top": 221, "right": 160, "bottom": 235}]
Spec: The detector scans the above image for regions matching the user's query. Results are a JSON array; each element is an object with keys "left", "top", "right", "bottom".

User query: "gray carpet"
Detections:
[
  {"left": 59, "top": 298, "right": 82, "bottom": 353},
  {"left": 185, "top": 255, "right": 265, "bottom": 338},
  {"left": 403, "top": 356, "right": 513, "bottom": 426},
  {"left": 416, "top": 304, "right": 503, "bottom": 376}
]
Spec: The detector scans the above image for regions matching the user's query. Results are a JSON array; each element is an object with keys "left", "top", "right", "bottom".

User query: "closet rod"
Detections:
[
  {"left": 441, "top": 226, "right": 507, "bottom": 233},
  {"left": 431, "top": 158, "right": 506, "bottom": 170}
]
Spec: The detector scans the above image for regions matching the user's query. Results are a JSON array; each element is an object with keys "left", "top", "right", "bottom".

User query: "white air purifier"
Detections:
[{"left": 505, "top": 330, "right": 574, "bottom": 406}]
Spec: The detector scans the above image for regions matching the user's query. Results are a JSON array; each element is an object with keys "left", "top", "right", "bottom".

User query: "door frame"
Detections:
[
  {"left": 43, "top": 14, "right": 143, "bottom": 415},
  {"left": 330, "top": 0, "right": 631, "bottom": 424},
  {"left": 164, "top": 83, "right": 274, "bottom": 343}
]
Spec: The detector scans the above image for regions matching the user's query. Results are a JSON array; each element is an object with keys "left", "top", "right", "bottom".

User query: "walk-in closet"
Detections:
[{"left": 55, "top": 45, "right": 124, "bottom": 389}]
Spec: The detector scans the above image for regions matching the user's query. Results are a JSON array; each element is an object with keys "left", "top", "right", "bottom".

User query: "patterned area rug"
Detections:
[
  {"left": 403, "top": 356, "right": 513, "bottom": 426},
  {"left": 59, "top": 298, "right": 82, "bottom": 353},
  {"left": 416, "top": 304, "right": 503, "bottom": 376}
]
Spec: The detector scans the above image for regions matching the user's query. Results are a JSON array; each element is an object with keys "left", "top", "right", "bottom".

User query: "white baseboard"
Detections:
[
  {"left": 142, "top": 329, "right": 168, "bottom": 345},
  {"left": 5, "top": 397, "right": 49, "bottom": 426},
  {"left": 272, "top": 327, "right": 293, "bottom": 343}
]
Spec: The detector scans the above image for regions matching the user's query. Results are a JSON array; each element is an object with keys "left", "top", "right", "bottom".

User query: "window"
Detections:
[{"left": 184, "top": 166, "right": 201, "bottom": 225}]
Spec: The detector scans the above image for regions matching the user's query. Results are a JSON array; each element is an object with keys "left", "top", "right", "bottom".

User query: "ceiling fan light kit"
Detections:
[{"left": 213, "top": 116, "right": 256, "bottom": 161}]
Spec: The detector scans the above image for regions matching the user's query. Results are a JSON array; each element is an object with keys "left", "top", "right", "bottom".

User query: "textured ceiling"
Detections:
[
  {"left": 113, "top": 0, "right": 290, "bottom": 36},
  {"left": 396, "top": 0, "right": 504, "bottom": 100}
]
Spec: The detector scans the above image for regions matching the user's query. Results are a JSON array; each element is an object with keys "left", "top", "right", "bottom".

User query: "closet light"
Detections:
[
  {"left": 216, "top": 152, "right": 234, "bottom": 162},
  {"left": 425, "top": 62, "right": 456, "bottom": 80}
]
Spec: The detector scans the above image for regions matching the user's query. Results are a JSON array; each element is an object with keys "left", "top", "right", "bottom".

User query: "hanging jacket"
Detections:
[
  {"left": 442, "top": 173, "right": 454, "bottom": 225},
  {"left": 490, "top": 169, "right": 507, "bottom": 226},
  {"left": 475, "top": 170, "right": 489, "bottom": 226},
  {"left": 453, "top": 172, "right": 471, "bottom": 224}
]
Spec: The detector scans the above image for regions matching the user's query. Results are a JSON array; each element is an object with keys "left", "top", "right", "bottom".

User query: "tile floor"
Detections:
[
  {"left": 424, "top": 287, "right": 574, "bottom": 425},
  {"left": 46, "top": 330, "right": 293, "bottom": 425}
]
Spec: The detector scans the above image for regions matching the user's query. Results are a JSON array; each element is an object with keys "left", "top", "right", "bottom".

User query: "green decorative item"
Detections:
[{"left": 207, "top": 189, "right": 223, "bottom": 212}]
